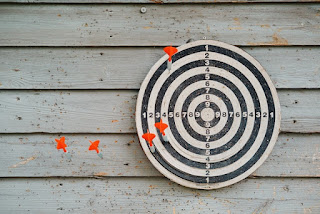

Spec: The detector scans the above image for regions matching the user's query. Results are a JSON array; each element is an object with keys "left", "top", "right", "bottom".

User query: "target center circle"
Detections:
[{"left": 200, "top": 108, "right": 215, "bottom": 121}]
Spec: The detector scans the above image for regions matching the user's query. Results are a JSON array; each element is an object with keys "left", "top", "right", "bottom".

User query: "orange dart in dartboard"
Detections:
[
  {"left": 163, "top": 46, "right": 178, "bottom": 71},
  {"left": 154, "top": 119, "right": 169, "bottom": 142},
  {"left": 142, "top": 129, "right": 156, "bottom": 153},
  {"left": 89, "top": 140, "right": 103, "bottom": 159}
]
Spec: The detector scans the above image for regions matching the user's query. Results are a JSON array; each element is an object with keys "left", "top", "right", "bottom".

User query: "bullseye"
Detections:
[
  {"left": 136, "top": 40, "right": 281, "bottom": 189},
  {"left": 200, "top": 108, "right": 215, "bottom": 121}
]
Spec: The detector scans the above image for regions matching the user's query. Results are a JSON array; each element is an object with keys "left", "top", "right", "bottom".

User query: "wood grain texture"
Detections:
[
  {"left": 0, "top": 90, "right": 319, "bottom": 133},
  {"left": 0, "top": 4, "right": 320, "bottom": 46},
  {"left": 0, "top": 90, "right": 137, "bottom": 133},
  {"left": 2, "top": 0, "right": 320, "bottom": 3},
  {"left": 0, "top": 177, "right": 319, "bottom": 213},
  {"left": 0, "top": 133, "right": 319, "bottom": 177},
  {"left": 0, "top": 1, "right": 318, "bottom": 211},
  {"left": 1, "top": 47, "right": 320, "bottom": 89}
]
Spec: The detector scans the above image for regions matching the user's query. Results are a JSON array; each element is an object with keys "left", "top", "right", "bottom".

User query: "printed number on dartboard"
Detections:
[{"left": 142, "top": 111, "right": 274, "bottom": 119}]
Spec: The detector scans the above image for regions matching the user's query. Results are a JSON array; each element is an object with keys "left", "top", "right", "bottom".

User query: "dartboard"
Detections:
[{"left": 136, "top": 40, "right": 281, "bottom": 189}]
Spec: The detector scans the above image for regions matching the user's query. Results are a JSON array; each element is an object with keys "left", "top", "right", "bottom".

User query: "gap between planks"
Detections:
[{"left": 1, "top": 1, "right": 320, "bottom": 4}]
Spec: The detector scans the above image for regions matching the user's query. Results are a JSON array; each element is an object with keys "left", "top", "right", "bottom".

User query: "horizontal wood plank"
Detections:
[
  {"left": 1, "top": 47, "right": 320, "bottom": 89},
  {"left": 0, "top": 90, "right": 137, "bottom": 133},
  {"left": 0, "top": 90, "right": 319, "bottom": 133},
  {"left": 0, "top": 133, "right": 319, "bottom": 177},
  {"left": 2, "top": 0, "right": 320, "bottom": 3},
  {"left": 0, "top": 4, "right": 320, "bottom": 46},
  {"left": 0, "top": 177, "right": 319, "bottom": 213}
]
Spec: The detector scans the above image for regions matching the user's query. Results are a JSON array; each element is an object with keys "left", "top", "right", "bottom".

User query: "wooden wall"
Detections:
[{"left": 0, "top": 1, "right": 319, "bottom": 213}]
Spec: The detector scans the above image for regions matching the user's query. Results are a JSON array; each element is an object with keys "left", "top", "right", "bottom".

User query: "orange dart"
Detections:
[
  {"left": 142, "top": 129, "right": 156, "bottom": 147},
  {"left": 55, "top": 136, "right": 67, "bottom": 153},
  {"left": 154, "top": 119, "right": 168, "bottom": 136},
  {"left": 163, "top": 46, "right": 178, "bottom": 62},
  {"left": 89, "top": 140, "right": 100, "bottom": 154}
]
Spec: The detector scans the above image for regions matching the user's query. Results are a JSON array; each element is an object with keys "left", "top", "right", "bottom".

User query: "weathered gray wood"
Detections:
[
  {"left": 1, "top": 47, "right": 320, "bottom": 89},
  {"left": 0, "top": 133, "right": 319, "bottom": 177},
  {"left": 0, "top": 133, "right": 160, "bottom": 177},
  {"left": 0, "top": 90, "right": 137, "bottom": 133},
  {"left": 0, "top": 90, "right": 319, "bottom": 133},
  {"left": 0, "top": 4, "right": 320, "bottom": 46},
  {"left": 280, "top": 90, "right": 320, "bottom": 133},
  {"left": 0, "top": 177, "right": 319, "bottom": 213},
  {"left": 2, "top": 0, "right": 320, "bottom": 3}
]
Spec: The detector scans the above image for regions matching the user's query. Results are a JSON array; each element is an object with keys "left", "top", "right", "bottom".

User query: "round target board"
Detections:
[{"left": 136, "top": 40, "right": 281, "bottom": 189}]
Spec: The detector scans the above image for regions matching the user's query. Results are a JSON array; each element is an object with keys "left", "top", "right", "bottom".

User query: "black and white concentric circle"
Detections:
[{"left": 136, "top": 40, "right": 281, "bottom": 189}]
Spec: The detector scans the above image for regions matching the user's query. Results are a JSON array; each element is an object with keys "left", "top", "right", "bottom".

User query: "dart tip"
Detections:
[
  {"left": 150, "top": 145, "right": 155, "bottom": 153},
  {"left": 97, "top": 153, "right": 103, "bottom": 159},
  {"left": 167, "top": 60, "right": 172, "bottom": 71},
  {"left": 163, "top": 135, "right": 169, "bottom": 142}
]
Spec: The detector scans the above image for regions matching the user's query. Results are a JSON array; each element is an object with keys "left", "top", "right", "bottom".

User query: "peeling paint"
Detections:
[
  {"left": 233, "top": 18, "right": 241, "bottom": 26},
  {"left": 149, "top": 185, "right": 157, "bottom": 189},
  {"left": 94, "top": 172, "right": 108, "bottom": 176},
  {"left": 10, "top": 156, "right": 36, "bottom": 168},
  {"left": 228, "top": 26, "right": 242, "bottom": 30},
  {"left": 248, "top": 33, "right": 288, "bottom": 46},
  {"left": 304, "top": 207, "right": 312, "bottom": 214},
  {"left": 143, "top": 22, "right": 154, "bottom": 29},
  {"left": 229, "top": 17, "right": 242, "bottom": 30},
  {"left": 261, "top": 24, "right": 271, "bottom": 28},
  {"left": 150, "top": 0, "right": 163, "bottom": 3},
  {"left": 271, "top": 33, "right": 289, "bottom": 45}
]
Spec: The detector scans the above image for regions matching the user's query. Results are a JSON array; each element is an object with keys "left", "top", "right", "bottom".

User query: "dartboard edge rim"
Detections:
[{"left": 135, "top": 40, "right": 281, "bottom": 190}]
